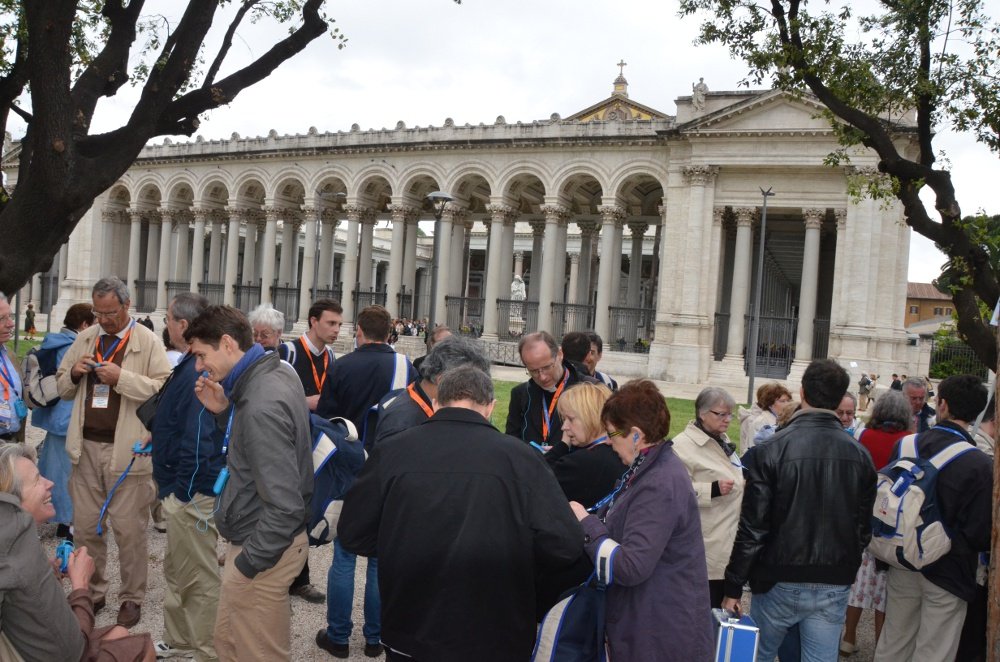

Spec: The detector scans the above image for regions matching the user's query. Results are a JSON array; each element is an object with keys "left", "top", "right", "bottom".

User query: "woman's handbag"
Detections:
[
  {"left": 532, "top": 539, "right": 620, "bottom": 662},
  {"left": 135, "top": 370, "right": 174, "bottom": 430}
]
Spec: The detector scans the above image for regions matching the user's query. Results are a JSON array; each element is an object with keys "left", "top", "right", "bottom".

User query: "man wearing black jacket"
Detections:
[
  {"left": 722, "top": 359, "right": 876, "bottom": 661},
  {"left": 338, "top": 366, "right": 583, "bottom": 662},
  {"left": 874, "top": 375, "right": 993, "bottom": 662},
  {"left": 505, "top": 331, "right": 595, "bottom": 446}
]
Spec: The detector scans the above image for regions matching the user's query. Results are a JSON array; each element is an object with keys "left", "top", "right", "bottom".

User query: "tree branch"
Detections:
[
  {"left": 203, "top": 0, "right": 260, "bottom": 88},
  {"left": 915, "top": 10, "right": 936, "bottom": 167}
]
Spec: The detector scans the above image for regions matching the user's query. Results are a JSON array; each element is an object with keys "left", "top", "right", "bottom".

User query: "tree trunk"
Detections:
[{"left": 989, "top": 323, "right": 1000, "bottom": 661}]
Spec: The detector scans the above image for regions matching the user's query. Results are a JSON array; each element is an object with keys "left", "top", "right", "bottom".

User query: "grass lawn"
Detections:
[
  {"left": 491, "top": 379, "right": 742, "bottom": 441},
  {"left": 11, "top": 336, "right": 42, "bottom": 360}
]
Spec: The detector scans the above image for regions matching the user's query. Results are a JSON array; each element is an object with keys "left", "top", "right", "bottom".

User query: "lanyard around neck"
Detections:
[
  {"left": 540, "top": 369, "right": 569, "bottom": 440},
  {"left": 0, "top": 349, "right": 15, "bottom": 401},
  {"left": 299, "top": 335, "right": 329, "bottom": 393},
  {"left": 220, "top": 406, "right": 236, "bottom": 456},
  {"left": 95, "top": 322, "right": 134, "bottom": 364},
  {"left": 407, "top": 382, "right": 434, "bottom": 418}
]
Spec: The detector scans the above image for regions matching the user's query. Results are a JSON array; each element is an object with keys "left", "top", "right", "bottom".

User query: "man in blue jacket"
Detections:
[{"left": 151, "top": 292, "right": 226, "bottom": 660}]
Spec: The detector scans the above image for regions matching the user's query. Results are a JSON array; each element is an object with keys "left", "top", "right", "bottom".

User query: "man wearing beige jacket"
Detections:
[{"left": 56, "top": 277, "right": 170, "bottom": 628}]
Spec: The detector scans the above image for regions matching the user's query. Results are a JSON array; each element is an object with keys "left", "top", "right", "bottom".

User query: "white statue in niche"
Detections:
[
  {"left": 508, "top": 274, "right": 526, "bottom": 336},
  {"left": 510, "top": 274, "right": 526, "bottom": 300},
  {"left": 692, "top": 77, "right": 708, "bottom": 111}
]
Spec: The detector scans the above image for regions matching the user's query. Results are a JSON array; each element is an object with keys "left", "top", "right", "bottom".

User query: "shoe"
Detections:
[
  {"left": 364, "top": 642, "right": 384, "bottom": 657},
  {"left": 93, "top": 598, "right": 106, "bottom": 614},
  {"left": 315, "top": 630, "right": 349, "bottom": 659},
  {"left": 153, "top": 640, "right": 192, "bottom": 659},
  {"left": 116, "top": 600, "right": 141, "bottom": 628},
  {"left": 56, "top": 523, "right": 73, "bottom": 542},
  {"left": 291, "top": 583, "right": 326, "bottom": 603},
  {"left": 839, "top": 639, "right": 858, "bottom": 655}
]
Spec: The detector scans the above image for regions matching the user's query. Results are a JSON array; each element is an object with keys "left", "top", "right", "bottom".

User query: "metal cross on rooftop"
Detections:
[{"left": 617, "top": 59, "right": 627, "bottom": 76}]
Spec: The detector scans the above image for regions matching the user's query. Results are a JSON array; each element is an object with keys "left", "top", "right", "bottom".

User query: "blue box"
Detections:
[{"left": 713, "top": 608, "right": 759, "bottom": 662}]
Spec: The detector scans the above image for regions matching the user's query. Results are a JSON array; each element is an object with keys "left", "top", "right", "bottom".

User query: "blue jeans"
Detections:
[
  {"left": 37, "top": 433, "right": 73, "bottom": 525},
  {"left": 326, "top": 538, "right": 380, "bottom": 645},
  {"left": 751, "top": 583, "right": 850, "bottom": 662}
]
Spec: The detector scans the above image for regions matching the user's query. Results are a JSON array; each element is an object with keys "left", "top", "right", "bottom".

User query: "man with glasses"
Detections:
[
  {"left": 56, "top": 277, "right": 171, "bottom": 627},
  {"left": 505, "top": 331, "right": 596, "bottom": 447},
  {"left": 0, "top": 293, "right": 26, "bottom": 443}
]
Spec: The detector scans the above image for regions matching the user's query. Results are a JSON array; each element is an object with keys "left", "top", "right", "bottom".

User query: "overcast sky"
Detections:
[{"left": 12, "top": 0, "right": 998, "bottom": 284}]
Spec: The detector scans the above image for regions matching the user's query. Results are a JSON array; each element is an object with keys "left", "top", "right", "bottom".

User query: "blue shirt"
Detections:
[{"left": 0, "top": 346, "right": 23, "bottom": 433}]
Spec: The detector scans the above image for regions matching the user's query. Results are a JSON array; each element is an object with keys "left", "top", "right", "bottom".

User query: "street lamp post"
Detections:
[
  {"left": 746, "top": 187, "right": 775, "bottom": 406},
  {"left": 425, "top": 191, "right": 453, "bottom": 333}
]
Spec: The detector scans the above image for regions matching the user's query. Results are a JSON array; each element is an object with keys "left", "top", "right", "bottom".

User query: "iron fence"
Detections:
[
  {"left": 496, "top": 298, "right": 538, "bottom": 342},
  {"left": 198, "top": 282, "right": 225, "bottom": 306},
  {"left": 812, "top": 318, "right": 830, "bottom": 360},
  {"left": 743, "top": 315, "right": 796, "bottom": 378},
  {"left": 475, "top": 339, "right": 523, "bottom": 367},
  {"left": 353, "top": 288, "right": 387, "bottom": 310},
  {"left": 552, "top": 303, "right": 596, "bottom": 339},
  {"left": 713, "top": 312, "right": 730, "bottom": 361},
  {"left": 270, "top": 282, "right": 300, "bottom": 332},
  {"left": 312, "top": 284, "right": 344, "bottom": 303},
  {"left": 607, "top": 306, "right": 655, "bottom": 353},
  {"left": 929, "top": 337, "right": 990, "bottom": 380},
  {"left": 234, "top": 281, "right": 262, "bottom": 313},
  {"left": 445, "top": 296, "right": 485, "bottom": 336},
  {"left": 134, "top": 279, "right": 157, "bottom": 312},
  {"left": 166, "top": 281, "right": 190, "bottom": 302}
]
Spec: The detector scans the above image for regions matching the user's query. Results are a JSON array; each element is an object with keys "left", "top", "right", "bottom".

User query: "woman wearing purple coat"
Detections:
[{"left": 570, "top": 380, "right": 714, "bottom": 661}]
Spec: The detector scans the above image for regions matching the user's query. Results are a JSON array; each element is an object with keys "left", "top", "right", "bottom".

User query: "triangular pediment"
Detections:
[
  {"left": 567, "top": 95, "right": 672, "bottom": 123},
  {"left": 680, "top": 90, "right": 835, "bottom": 135},
  {"left": 1, "top": 142, "right": 21, "bottom": 168}
]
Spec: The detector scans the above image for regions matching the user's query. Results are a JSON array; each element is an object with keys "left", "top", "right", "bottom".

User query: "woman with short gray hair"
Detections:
[
  {"left": 247, "top": 304, "right": 284, "bottom": 350},
  {"left": 671, "top": 385, "right": 743, "bottom": 608}
]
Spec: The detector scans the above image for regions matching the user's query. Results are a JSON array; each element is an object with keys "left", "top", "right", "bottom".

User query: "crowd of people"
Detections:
[{"left": 0, "top": 276, "right": 995, "bottom": 662}]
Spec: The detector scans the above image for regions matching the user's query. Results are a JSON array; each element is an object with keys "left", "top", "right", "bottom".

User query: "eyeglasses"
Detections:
[
  {"left": 526, "top": 362, "right": 558, "bottom": 377},
  {"left": 607, "top": 429, "right": 625, "bottom": 438},
  {"left": 0, "top": 315, "right": 12, "bottom": 325},
  {"left": 709, "top": 410, "right": 734, "bottom": 420},
  {"left": 253, "top": 329, "right": 277, "bottom": 340},
  {"left": 93, "top": 306, "right": 124, "bottom": 320}
]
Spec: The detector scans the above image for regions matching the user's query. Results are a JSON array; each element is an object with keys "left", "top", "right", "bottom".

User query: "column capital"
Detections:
[
  {"left": 576, "top": 220, "right": 600, "bottom": 237},
  {"left": 441, "top": 202, "right": 468, "bottom": 224},
  {"left": 682, "top": 165, "right": 719, "bottom": 185},
  {"left": 191, "top": 207, "right": 213, "bottom": 224},
  {"left": 302, "top": 206, "right": 321, "bottom": 223},
  {"left": 598, "top": 205, "right": 626, "bottom": 224},
  {"left": 389, "top": 203, "right": 419, "bottom": 223},
  {"left": 145, "top": 209, "right": 163, "bottom": 226},
  {"left": 486, "top": 203, "right": 519, "bottom": 225},
  {"left": 529, "top": 220, "right": 547, "bottom": 237},
  {"left": 833, "top": 207, "right": 847, "bottom": 228},
  {"left": 102, "top": 208, "right": 124, "bottom": 224},
  {"left": 127, "top": 208, "right": 145, "bottom": 224},
  {"left": 541, "top": 204, "right": 570, "bottom": 223},
  {"left": 712, "top": 207, "right": 725, "bottom": 225},
  {"left": 225, "top": 206, "right": 250, "bottom": 223},
  {"left": 513, "top": 250, "right": 523, "bottom": 260},
  {"left": 733, "top": 207, "right": 756, "bottom": 227},
  {"left": 569, "top": 252, "right": 581, "bottom": 265},
  {"left": 344, "top": 203, "right": 375, "bottom": 223},
  {"left": 803, "top": 208, "right": 826, "bottom": 229},
  {"left": 627, "top": 221, "right": 648, "bottom": 237}
]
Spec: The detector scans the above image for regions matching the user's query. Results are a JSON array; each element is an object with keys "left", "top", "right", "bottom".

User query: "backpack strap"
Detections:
[
  {"left": 390, "top": 353, "right": 409, "bottom": 390},
  {"left": 312, "top": 417, "right": 358, "bottom": 475},
  {"left": 898, "top": 434, "right": 919, "bottom": 460},
  {"left": 594, "top": 538, "right": 620, "bottom": 586},
  {"left": 281, "top": 340, "right": 297, "bottom": 365},
  {"left": 928, "top": 441, "right": 977, "bottom": 470}
]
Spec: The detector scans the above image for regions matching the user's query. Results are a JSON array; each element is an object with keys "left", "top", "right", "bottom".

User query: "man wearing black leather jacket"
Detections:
[{"left": 722, "top": 359, "right": 876, "bottom": 662}]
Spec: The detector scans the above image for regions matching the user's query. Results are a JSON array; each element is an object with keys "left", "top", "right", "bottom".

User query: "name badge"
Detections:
[
  {"left": 0, "top": 400, "right": 11, "bottom": 426},
  {"left": 92, "top": 384, "right": 111, "bottom": 409}
]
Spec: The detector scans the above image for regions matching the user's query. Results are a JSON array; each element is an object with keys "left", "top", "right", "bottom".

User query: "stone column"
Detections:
[
  {"left": 155, "top": 211, "right": 172, "bottom": 311},
  {"left": 144, "top": 213, "right": 161, "bottom": 281},
  {"left": 190, "top": 208, "right": 209, "bottom": 292},
  {"left": 221, "top": 208, "right": 244, "bottom": 305},
  {"left": 449, "top": 217, "right": 469, "bottom": 298},
  {"left": 626, "top": 222, "right": 648, "bottom": 307},
  {"left": 483, "top": 204, "right": 516, "bottom": 339},
  {"left": 259, "top": 207, "right": 280, "bottom": 304},
  {"left": 576, "top": 221, "right": 598, "bottom": 306},
  {"left": 401, "top": 214, "right": 419, "bottom": 312},
  {"left": 706, "top": 208, "right": 725, "bottom": 318},
  {"left": 795, "top": 208, "right": 825, "bottom": 362},
  {"left": 831, "top": 208, "right": 848, "bottom": 328},
  {"left": 172, "top": 210, "right": 192, "bottom": 281},
  {"left": 595, "top": 206, "right": 625, "bottom": 342},
  {"left": 553, "top": 215, "right": 569, "bottom": 303},
  {"left": 278, "top": 219, "right": 295, "bottom": 285},
  {"left": 206, "top": 218, "right": 222, "bottom": 283},
  {"left": 513, "top": 251, "right": 524, "bottom": 278},
  {"left": 125, "top": 210, "right": 142, "bottom": 294},
  {"left": 567, "top": 253, "right": 580, "bottom": 305},
  {"left": 319, "top": 211, "right": 338, "bottom": 289},
  {"left": 341, "top": 205, "right": 368, "bottom": 322},
  {"left": 528, "top": 220, "right": 545, "bottom": 300},
  {"left": 242, "top": 213, "right": 261, "bottom": 284},
  {"left": 290, "top": 218, "right": 302, "bottom": 287},
  {"left": 725, "top": 207, "right": 756, "bottom": 357},
  {"left": 433, "top": 204, "right": 457, "bottom": 325},
  {"left": 501, "top": 216, "right": 516, "bottom": 285},
  {"left": 386, "top": 205, "right": 413, "bottom": 317},
  {"left": 297, "top": 207, "right": 320, "bottom": 320},
  {"left": 609, "top": 218, "right": 624, "bottom": 303},
  {"left": 538, "top": 204, "right": 569, "bottom": 332},
  {"left": 358, "top": 217, "right": 376, "bottom": 291}
]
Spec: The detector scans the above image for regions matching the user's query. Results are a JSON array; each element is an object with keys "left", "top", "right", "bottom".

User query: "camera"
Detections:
[{"left": 55, "top": 540, "right": 74, "bottom": 573}]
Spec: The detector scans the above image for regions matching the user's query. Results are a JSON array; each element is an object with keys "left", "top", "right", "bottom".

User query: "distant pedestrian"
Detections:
[{"left": 23, "top": 303, "right": 36, "bottom": 340}]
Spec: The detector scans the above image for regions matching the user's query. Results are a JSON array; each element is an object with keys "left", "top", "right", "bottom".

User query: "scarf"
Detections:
[
  {"left": 221, "top": 343, "right": 266, "bottom": 397},
  {"left": 696, "top": 419, "right": 737, "bottom": 457}
]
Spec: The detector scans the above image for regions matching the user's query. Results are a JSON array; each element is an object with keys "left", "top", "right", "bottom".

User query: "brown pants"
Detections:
[
  {"left": 214, "top": 531, "right": 308, "bottom": 662},
  {"left": 70, "top": 439, "right": 156, "bottom": 604}
]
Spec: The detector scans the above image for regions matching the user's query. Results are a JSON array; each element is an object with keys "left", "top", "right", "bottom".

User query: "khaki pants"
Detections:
[
  {"left": 214, "top": 531, "right": 308, "bottom": 662},
  {"left": 70, "top": 439, "right": 156, "bottom": 603},
  {"left": 162, "top": 493, "right": 220, "bottom": 662},
  {"left": 873, "top": 567, "right": 968, "bottom": 662}
]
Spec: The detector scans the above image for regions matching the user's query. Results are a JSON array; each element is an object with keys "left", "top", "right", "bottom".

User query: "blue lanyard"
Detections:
[
  {"left": 932, "top": 426, "right": 968, "bottom": 443},
  {"left": 0, "top": 349, "right": 17, "bottom": 397},
  {"left": 220, "top": 406, "right": 236, "bottom": 456},
  {"left": 588, "top": 464, "right": 633, "bottom": 513},
  {"left": 584, "top": 435, "right": 608, "bottom": 449}
]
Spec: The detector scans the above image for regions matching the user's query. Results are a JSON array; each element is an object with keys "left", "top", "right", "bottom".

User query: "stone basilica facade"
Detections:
[{"left": 5, "top": 73, "right": 921, "bottom": 385}]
